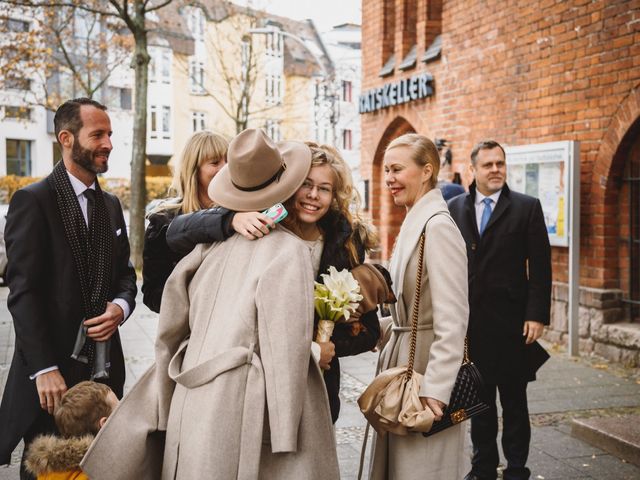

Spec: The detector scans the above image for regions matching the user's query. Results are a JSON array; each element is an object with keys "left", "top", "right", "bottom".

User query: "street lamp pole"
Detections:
[{"left": 248, "top": 27, "right": 337, "bottom": 145}]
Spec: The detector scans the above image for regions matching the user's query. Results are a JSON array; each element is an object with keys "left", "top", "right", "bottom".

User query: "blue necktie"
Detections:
[{"left": 480, "top": 198, "right": 493, "bottom": 235}]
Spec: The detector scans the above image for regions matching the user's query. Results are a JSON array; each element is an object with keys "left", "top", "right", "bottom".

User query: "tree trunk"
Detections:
[{"left": 129, "top": 23, "right": 149, "bottom": 270}]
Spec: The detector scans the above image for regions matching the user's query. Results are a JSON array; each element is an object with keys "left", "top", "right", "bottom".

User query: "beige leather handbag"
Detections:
[{"left": 357, "top": 233, "right": 435, "bottom": 436}]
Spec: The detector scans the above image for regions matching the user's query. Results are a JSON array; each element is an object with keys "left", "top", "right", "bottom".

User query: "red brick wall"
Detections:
[{"left": 361, "top": 0, "right": 640, "bottom": 291}]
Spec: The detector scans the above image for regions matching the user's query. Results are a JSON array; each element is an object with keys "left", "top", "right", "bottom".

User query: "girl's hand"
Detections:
[
  {"left": 231, "top": 212, "right": 275, "bottom": 240},
  {"left": 318, "top": 341, "right": 336, "bottom": 370},
  {"left": 420, "top": 396, "right": 446, "bottom": 421}
]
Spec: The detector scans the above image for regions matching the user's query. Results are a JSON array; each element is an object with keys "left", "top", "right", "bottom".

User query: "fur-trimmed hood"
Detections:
[{"left": 25, "top": 435, "right": 93, "bottom": 476}]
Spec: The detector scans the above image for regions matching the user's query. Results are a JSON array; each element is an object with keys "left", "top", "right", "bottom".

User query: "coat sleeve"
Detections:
[
  {"left": 5, "top": 189, "right": 55, "bottom": 374},
  {"left": 165, "top": 207, "right": 236, "bottom": 257},
  {"left": 110, "top": 197, "right": 137, "bottom": 313},
  {"left": 255, "top": 239, "right": 314, "bottom": 453},
  {"left": 154, "top": 244, "right": 206, "bottom": 430},
  {"left": 420, "top": 215, "right": 469, "bottom": 405},
  {"left": 525, "top": 199, "right": 552, "bottom": 324},
  {"left": 332, "top": 310, "right": 380, "bottom": 357},
  {"left": 142, "top": 213, "right": 175, "bottom": 313}
]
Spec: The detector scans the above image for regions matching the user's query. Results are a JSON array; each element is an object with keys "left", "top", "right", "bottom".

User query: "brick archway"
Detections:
[
  {"left": 587, "top": 85, "right": 640, "bottom": 289},
  {"left": 371, "top": 116, "right": 416, "bottom": 260}
]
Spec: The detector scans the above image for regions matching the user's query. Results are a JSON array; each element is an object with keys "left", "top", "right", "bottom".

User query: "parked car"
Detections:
[{"left": 0, "top": 204, "right": 9, "bottom": 283}]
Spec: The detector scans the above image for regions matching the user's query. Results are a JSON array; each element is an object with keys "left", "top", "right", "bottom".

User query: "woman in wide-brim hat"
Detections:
[{"left": 81, "top": 129, "right": 340, "bottom": 480}]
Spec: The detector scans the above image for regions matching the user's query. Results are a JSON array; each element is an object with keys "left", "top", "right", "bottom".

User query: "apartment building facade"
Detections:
[{"left": 1, "top": 1, "right": 362, "bottom": 182}]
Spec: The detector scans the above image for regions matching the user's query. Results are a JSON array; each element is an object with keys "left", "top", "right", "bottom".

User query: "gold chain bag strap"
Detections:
[{"left": 357, "top": 233, "right": 436, "bottom": 436}]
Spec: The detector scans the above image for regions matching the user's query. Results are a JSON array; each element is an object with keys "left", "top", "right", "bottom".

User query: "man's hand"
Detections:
[
  {"left": 232, "top": 212, "right": 275, "bottom": 240},
  {"left": 420, "top": 397, "right": 446, "bottom": 421},
  {"left": 35, "top": 370, "right": 67, "bottom": 414},
  {"left": 523, "top": 320, "right": 544, "bottom": 344},
  {"left": 318, "top": 341, "right": 336, "bottom": 370},
  {"left": 84, "top": 302, "right": 124, "bottom": 342}
]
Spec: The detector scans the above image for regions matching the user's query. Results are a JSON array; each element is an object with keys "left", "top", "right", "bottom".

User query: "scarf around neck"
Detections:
[{"left": 52, "top": 160, "right": 113, "bottom": 379}]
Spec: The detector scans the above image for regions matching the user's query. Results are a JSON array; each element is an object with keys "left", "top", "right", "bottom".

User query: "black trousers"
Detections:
[{"left": 469, "top": 381, "right": 531, "bottom": 480}]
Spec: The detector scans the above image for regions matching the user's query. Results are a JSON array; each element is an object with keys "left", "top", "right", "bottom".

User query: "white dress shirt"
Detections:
[
  {"left": 31, "top": 171, "right": 131, "bottom": 379},
  {"left": 475, "top": 189, "right": 502, "bottom": 234}
]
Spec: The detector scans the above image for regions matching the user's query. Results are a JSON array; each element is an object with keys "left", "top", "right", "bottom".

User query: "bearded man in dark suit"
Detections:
[
  {"left": 447, "top": 140, "right": 552, "bottom": 480},
  {"left": 0, "top": 98, "right": 137, "bottom": 479}
]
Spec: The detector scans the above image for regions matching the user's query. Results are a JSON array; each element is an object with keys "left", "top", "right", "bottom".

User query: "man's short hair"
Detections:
[
  {"left": 53, "top": 97, "right": 107, "bottom": 144},
  {"left": 470, "top": 140, "right": 506, "bottom": 166},
  {"left": 54, "top": 381, "right": 114, "bottom": 437}
]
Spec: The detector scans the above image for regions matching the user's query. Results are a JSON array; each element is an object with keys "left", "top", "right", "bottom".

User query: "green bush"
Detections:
[{"left": 0, "top": 175, "right": 174, "bottom": 210}]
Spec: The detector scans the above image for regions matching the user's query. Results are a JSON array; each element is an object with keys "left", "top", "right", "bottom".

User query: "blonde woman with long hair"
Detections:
[{"left": 143, "top": 130, "right": 274, "bottom": 313}]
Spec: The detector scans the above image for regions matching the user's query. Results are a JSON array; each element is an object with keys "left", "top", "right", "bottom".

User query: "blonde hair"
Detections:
[
  {"left": 386, "top": 133, "right": 440, "bottom": 189},
  {"left": 155, "top": 131, "right": 229, "bottom": 215},
  {"left": 284, "top": 142, "right": 378, "bottom": 264}
]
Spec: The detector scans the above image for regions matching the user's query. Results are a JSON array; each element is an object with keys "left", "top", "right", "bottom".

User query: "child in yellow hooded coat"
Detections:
[{"left": 25, "top": 381, "right": 118, "bottom": 480}]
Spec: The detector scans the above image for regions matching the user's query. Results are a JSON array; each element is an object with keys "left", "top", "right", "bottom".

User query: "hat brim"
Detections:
[{"left": 208, "top": 140, "right": 312, "bottom": 212}]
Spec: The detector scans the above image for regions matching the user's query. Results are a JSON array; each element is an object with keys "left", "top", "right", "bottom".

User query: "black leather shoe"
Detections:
[{"left": 464, "top": 473, "right": 496, "bottom": 480}]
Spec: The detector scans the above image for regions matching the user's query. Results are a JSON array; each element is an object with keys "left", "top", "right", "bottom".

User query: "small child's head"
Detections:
[{"left": 54, "top": 381, "right": 118, "bottom": 438}]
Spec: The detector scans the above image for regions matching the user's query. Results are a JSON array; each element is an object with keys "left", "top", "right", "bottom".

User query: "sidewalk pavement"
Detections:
[{"left": 1, "top": 285, "right": 640, "bottom": 479}]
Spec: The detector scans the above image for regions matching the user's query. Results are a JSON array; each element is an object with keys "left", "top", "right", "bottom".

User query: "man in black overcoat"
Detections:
[
  {"left": 0, "top": 98, "right": 137, "bottom": 478},
  {"left": 448, "top": 140, "right": 552, "bottom": 480}
]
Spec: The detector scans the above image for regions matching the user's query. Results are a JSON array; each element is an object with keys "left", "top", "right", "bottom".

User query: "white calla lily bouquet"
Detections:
[{"left": 314, "top": 266, "right": 363, "bottom": 342}]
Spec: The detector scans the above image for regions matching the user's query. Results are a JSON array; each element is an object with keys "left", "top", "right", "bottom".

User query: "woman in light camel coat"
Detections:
[
  {"left": 368, "top": 134, "right": 470, "bottom": 479},
  {"left": 81, "top": 129, "right": 339, "bottom": 480}
]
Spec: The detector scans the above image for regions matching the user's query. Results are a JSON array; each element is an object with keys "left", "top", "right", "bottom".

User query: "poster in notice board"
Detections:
[{"left": 505, "top": 141, "right": 577, "bottom": 247}]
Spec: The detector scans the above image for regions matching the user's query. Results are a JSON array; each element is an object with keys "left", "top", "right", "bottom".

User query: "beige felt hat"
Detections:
[{"left": 208, "top": 128, "right": 311, "bottom": 211}]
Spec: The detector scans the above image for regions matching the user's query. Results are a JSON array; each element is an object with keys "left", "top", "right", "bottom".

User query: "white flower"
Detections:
[{"left": 314, "top": 266, "right": 363, "bottom": 323}]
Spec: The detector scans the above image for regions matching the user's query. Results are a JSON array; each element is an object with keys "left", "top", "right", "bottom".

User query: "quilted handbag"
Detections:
[{"left": 422, "top": 337, "right": 490, "bottom": 437}]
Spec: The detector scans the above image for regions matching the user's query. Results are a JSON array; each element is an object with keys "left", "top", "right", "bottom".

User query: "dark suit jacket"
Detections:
[
  {"left": 447, "top": 182, "right": 551, "bottom": 384},
  {"left": 0, "top": 175, "right": 137, "bottom": 464}
]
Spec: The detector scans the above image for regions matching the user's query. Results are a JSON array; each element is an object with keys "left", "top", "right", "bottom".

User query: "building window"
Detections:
[
  {"left": 189, "top": 60, "right": 205, "bottom": 93},
  {"left": 162, "top": 106, "right": 171, "bottom": 139},
  {"left": 265, "top": 28, "right": 283, "bottom": 58},
  {"left": 342, "top": 129, "right": 352, "bottom": 150},
  {"left": 264, "top": 120, "right": 281, "bottom": 142},
  {"left": 341, "top": 80, "right": 352, "bottom": 102},
  {"left": 120, "top": 88, "right": 132, "bottom": 110},
  {"left": 4, "top": 17, "right": 30, "bottom": 32},
  {"left": 149, "top": 47, "right": 171, "bottom": 84},
  {"left": 6, "top": 139, "right": 32, "bottom": 176},
  {"left": 192, "top": 111, "right": 206, "bottom": 132},
  {"left": 149, "top": 105, "right": 158, "bottom": 138},
  {"left": 161, "top": 49, "right": 171, "bottom": 84},
  {"left": 109, "top": 87, "right": 132, "bottom": 110},
  {"left": 4, "top": 76, "right": 31, "bottom": 91},
  {"left": 265, "top": 74, "right": 283, "bottom": 105},
  {"left": 149, "top": 105, "right": 170, "bottom": 139},
  {"left": 149, "top": 52, "right": 157, "bottom": 82},
  {"left": 186, "top": 6, "right": 205, "bottom": 40},
  {"left": 3, "top": 106, "right": 31, "bottom": 121}
]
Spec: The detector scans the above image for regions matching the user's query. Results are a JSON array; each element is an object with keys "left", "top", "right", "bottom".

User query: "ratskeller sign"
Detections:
[{"left": 358, "top": 73, "right": 434, "bottom": 113}]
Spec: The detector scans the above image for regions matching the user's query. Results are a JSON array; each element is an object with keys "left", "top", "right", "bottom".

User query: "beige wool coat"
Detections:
[
  {"left": 81, "top": 228, "right": 339, "bottom": 480},
  {"left": 368, "top": 188, "right": 470, "bottom": 479}
]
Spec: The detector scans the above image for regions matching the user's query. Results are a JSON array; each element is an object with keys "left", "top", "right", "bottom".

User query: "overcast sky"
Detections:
[{"left": 249, "top": 0, "right": 361, "bottom": 32}]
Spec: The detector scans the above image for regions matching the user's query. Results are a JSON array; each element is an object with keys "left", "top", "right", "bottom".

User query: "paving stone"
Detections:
[
  {"left": 526, "top": 448, "right": 587, "bottom": 479},
  {"left": 532, "top": 426, "right": 606, "bottom": 459},
  {"left": 565, "top": 454, "right": 640, "bottom": 480},
  {"left": 1, "top": 286, "right": 639, "bottom": 479},
  {"left": 572, "top": 415, "right": 640, "bottom": 467}
]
